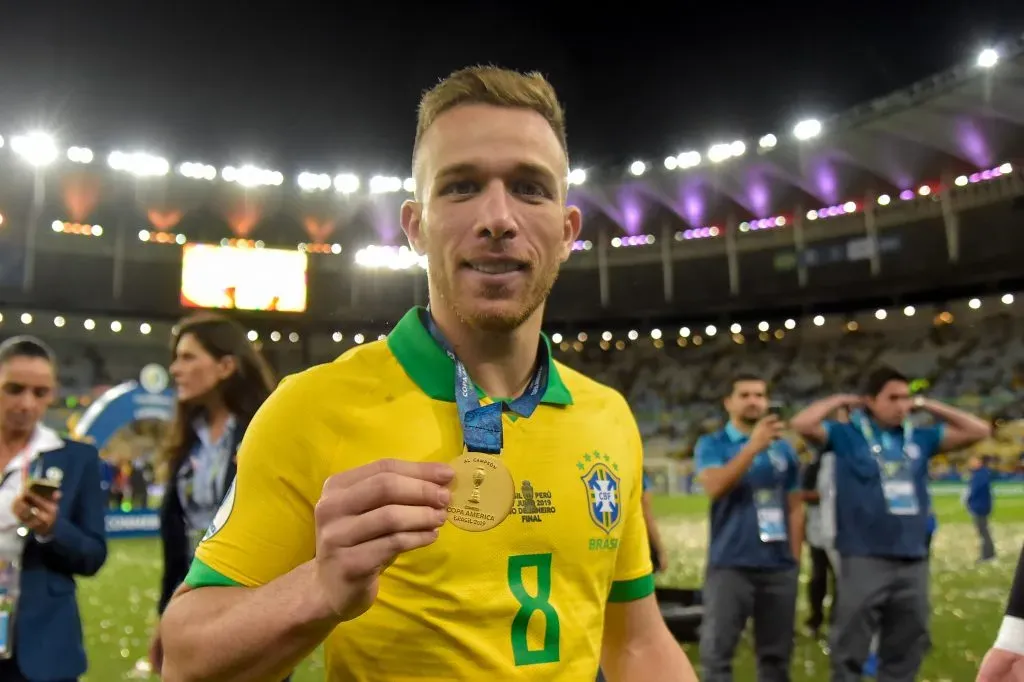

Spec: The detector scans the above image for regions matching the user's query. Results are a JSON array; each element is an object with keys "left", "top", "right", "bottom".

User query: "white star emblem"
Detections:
[{"left": 590, "top": 479, "right": 618, "bottom": 513}]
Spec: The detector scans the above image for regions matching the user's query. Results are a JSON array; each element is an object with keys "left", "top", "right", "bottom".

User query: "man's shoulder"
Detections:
[{"left": 274, "top": 339, "right": 397, "bottom": 403}]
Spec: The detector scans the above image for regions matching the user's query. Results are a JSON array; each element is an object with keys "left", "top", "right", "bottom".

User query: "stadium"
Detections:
[{"left": 0, "top": 32, "right": 1022, "bottom": 682}]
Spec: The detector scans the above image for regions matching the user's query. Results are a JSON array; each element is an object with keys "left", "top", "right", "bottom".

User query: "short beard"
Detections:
[{"left": 428, "top": 253, "right": 560, "bottom": 334}]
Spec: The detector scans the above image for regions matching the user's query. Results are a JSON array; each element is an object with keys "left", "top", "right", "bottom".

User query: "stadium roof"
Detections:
[{"left": 0, "top": 40, "right": 1022, "bottom": 249}]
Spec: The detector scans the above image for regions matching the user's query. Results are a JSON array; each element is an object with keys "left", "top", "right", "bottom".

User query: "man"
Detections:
[
  {"left": 0, "top": 336, "right": 107, "bottom": 682},
  {"left": 694, "top": 375, "right": 803, "bottom": 682},
  {"left": 159, "top": 66, "right": 696, "bottom": 682},
  {"left": 801, "top": 451, "right": 835, "bottom": 638},
  {"left": 966, "top": 455, "right": 996, "bottom": 562},
  {"left": 791, "top": 366, "right": 992, "bottom": 682},
  {"left": 978, "top": 542, "right": 1024, "bottom": 682}
]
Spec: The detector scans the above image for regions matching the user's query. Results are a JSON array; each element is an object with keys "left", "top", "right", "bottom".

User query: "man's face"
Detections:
[
  {"left": 402, "top": 104, "right": 582, "bottom": 332},
  {"left": 0, "top": 356, "right": 55, "bottom": 434},
  {"left": 866, "top": 380, "right": 912, "bottom": 428},
  {"left": 724, "top": 380, "right": 768, "bottom": 426}
]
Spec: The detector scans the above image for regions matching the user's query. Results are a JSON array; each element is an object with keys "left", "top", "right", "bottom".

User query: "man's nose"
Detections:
[{"left": 475, "top": 181, "right": 518, "bottom": 240}]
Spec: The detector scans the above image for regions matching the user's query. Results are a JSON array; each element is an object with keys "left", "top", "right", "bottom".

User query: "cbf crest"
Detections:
[{"left": 579, "top": 452, "right": 622, "bottom": 534}]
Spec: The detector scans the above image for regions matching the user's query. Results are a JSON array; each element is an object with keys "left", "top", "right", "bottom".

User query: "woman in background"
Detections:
[{"left": 149, "top": 313, "right": 276, "bottom": 673}]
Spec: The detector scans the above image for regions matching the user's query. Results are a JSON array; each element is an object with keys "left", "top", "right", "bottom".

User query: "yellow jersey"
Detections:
[{"left": 186, "top": 307, "right": 654, "bottom": 681}]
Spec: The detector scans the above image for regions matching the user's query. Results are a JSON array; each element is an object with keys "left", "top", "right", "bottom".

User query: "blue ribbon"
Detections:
[{"left": 420, "top": 309, "right": 548, "bottom": 454}]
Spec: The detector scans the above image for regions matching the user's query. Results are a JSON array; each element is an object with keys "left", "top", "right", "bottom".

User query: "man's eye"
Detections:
[
  {"left": 441, "top": 181, "right": 479, "bottom": 196},
  {"left": 512, "top": 181, "right": 549, "bottom": 197}
]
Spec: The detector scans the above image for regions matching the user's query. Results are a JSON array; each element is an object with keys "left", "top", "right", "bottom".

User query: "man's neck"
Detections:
[
  {"left": 430, "top": 302, "right": 544, "bottom": 399},
  {"left": 729, "top": 418, "right": 753, "bottom": 435}
]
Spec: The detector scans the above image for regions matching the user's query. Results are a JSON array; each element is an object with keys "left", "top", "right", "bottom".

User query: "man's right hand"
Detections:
[
  {"left": 749, "top": 415, "right": 784, "bottom": 452},
  {"left": 312, "top": 458, "right": 455, "bottom": 623}
]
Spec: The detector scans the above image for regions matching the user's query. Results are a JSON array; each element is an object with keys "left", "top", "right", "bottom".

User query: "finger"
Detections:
[
  {"left": 334, "top": 529, "right": 441, "bottom": 579},
  {"left": 324, "top": 471, "right": 451, "bottom": 517},
  {"left": 24, "top": 492, "right": 57, "bottom": 514},
  {"left": 326, "top": 459, "right": 454, "bottom": 493},
  {"left": 327, "top": 505, "right": 448, "bottom": 548}
]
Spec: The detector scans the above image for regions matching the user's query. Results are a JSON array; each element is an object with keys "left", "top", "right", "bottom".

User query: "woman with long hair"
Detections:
[{"left": 149, "top": 312, "right": 276, "bottom": 672}]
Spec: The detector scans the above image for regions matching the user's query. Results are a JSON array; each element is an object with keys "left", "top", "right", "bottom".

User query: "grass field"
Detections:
[{"left": 79, "top": 494, "right": 1018, "bottom": 681}]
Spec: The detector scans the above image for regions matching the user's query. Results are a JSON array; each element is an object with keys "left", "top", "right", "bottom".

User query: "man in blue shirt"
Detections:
[
  {"left": 791, "top": 366, "right": 991, "bottom": 682},
  {"left": 695, "top": 374, "right": 803, "bottom": 682},
  {"left": 966, "top": 455, "right": 996, "bottom": 562}
]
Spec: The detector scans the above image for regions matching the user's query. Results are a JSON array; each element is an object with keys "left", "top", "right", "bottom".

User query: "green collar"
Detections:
[{"left": 387, "top": 307, "right": 573, "bottom": 406}]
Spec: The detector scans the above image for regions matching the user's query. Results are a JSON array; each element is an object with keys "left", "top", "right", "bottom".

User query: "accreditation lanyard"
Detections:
[
  {"left": 420, "top": 309, "right": 548, "bottom": 454},
  {"left": 854, "top": 411, "right": 914, "bottom": 468}
]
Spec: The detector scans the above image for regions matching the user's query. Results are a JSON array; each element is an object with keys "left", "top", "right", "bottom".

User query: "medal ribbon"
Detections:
[
  {"left": 420, "top": 309, "right": 549, "bottom": 454},
  {"left": 853, "top": 410, "right": 914, "bottom": 467}
]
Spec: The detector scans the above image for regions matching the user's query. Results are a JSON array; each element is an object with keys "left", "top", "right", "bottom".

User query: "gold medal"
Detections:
[{"left": 446, "top": 453, "right": 514, "bottom": 532}]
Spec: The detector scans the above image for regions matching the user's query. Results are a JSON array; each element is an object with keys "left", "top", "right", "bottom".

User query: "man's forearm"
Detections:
[
  {"left": 700, "top": 442, "right": 760, "bottom": 499},
  {"left": 160, "top": 560, "right": 340, "bottom": 682},
  {"left": 790, "top": 395, "right": 852, "bottom": 439},
  {"left": 921, "top": 399, "right": 992, "bottom": 441},
  {"left": 609, "top": 637, "right": 697, "bottom": 681}
]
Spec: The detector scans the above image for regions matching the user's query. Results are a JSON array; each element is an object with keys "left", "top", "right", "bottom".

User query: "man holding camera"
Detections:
[{"left": 695, "top": 374, "right": 803, "bottom": 682}]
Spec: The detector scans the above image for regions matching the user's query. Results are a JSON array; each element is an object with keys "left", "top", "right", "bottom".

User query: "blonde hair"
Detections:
[{"left": 413, "top": 65, "right": 568, "bottom": 171}]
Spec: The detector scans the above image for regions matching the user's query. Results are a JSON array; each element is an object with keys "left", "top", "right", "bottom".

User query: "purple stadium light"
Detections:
[{"left": 899, "top": 189, "right": 915, "bottom": 201}]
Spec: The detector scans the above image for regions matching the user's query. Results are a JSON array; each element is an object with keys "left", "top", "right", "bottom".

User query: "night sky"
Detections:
[{"left": 2, "top": 1, "right": 1024, "bottom": 177}]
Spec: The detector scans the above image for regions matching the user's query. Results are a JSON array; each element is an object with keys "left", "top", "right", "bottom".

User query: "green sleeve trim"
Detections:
[
  {"left": 608, "top": 573, "right": 656, "bottom": 603},
  {"left": 184, "top": 557, "right": 244, "bottom": 589}
]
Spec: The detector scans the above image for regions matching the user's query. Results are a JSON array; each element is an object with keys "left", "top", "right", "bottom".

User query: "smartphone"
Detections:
[
  {"left": 27, "top": 479, "right": 60, "bottom": 500},
  {"left": 767, "top": 402, "right": 785, "bottom": 420}
]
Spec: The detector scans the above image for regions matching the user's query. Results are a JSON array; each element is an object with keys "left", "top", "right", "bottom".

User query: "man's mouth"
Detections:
[{"left": 464, "top": 260, "right": 528, "bottom": 275}]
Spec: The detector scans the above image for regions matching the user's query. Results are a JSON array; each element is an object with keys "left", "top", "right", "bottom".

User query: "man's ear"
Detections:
[{"left": 401, "top": 200, "right": 425, "bottom": 254}]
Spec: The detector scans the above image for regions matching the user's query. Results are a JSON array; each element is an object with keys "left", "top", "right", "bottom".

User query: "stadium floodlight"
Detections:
[
  {"left": 875, "top": 309, "right": 887, "bottom": 320},
  {"left": 369, "top": 175, "right": 403, "bottom": 194},
  {"left": 297, "top": 172, "right": 331, "bottom": 192},
  {"left": 968, "top": 298, "right": 982, "bottom": 310},
  {"left": 793, "top": 119, "right": 822, "bottom": 141},
  {"left": 707, "top": 143, "right": 734, "bottom": 164},
  {"left": 704, "top": 325, "right": 717, "bottom": 337},
  {"left": 551, "top": 333, "right": 563, "bottom": 344},
  {"left": 663, "top": 156, "right": 678, "bottom": 170},
  {"left": 1001, "top": 293, "right": 1014, "bottom": 305},
  {"left": 334, "top": 173, "right": 360, "bottom": 194},
  {"left": 140, "top": 322, "right": 152, "bottom": 335},
  {"left": 650, "top": 328, "right": 662, "bottom": 340},
  {"left": 758, "top": 134, "right": 777, "bottom": 150},
  {"left": 977, "top": 48, "right": 999, "bottom": 68},
  {"left": 354, "top": 244, "right": 426, "bottom": 270},
  {"left": 11, "top": 131, "right": 58, "bottom": 167},
  {"left": 784, "top": 319, "right": 796, "bottom": 330},
  {"left": 403, "top": 177, "right": 416, "bottom": 193},
  {"left": 567, "top": 168, "right": 587, "bottom": 186},
  {"left": 353, "top": 333, "right": 365, "bottom": 344},
  {"left": 758, "top": 321, "right": 770, "bottom": 332},
  {"left": 729, "top": 140, "right": 746, "bottom": 157},
  {"left": 629, "top": 161, "right": 646, "bottom": 177},
  {"left": 730, "top": 323, "right": 742, "bottom": 334},
  {"left": 904, "top": 305, "right": 916, "bottom": 317},
  {"left": 676, "top": 151, "right": 701, "bottom": 169},
  {"left": 67, "top": 146, "right": 93, "bottom": 164},
  {"left": 223, "top": 165, "right": 283, "bottom": 188},
  {"left": 179, "top": 161, "right": 217, "bottom": 180},
  {"left": 812, "top": 315, "right": 825, "bottom": 327},
  {"left": 108, "top": 151, "right": 170, "bottom": 177}
]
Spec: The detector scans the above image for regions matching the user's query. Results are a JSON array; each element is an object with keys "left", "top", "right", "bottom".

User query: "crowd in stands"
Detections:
[{"left": 35, "top": 304, "right": 1024, "bottom": 479}]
